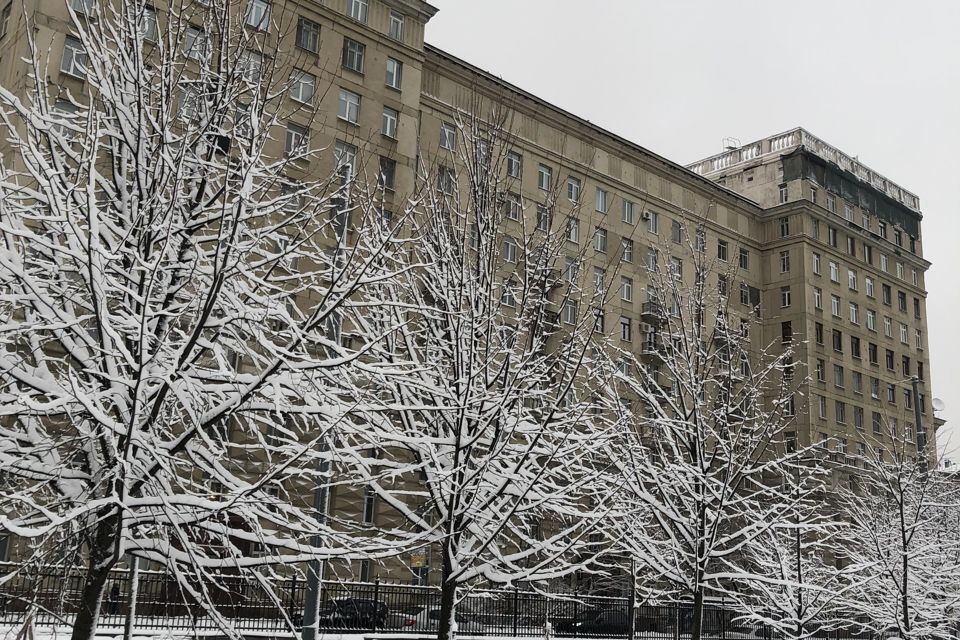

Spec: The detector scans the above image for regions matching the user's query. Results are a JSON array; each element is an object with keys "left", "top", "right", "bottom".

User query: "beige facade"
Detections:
[{"left": 0, "top": 0, "right": 937, "bottom": 582}]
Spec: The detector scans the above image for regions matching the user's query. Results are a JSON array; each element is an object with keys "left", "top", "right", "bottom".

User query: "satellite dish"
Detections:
[{"left": 933, "top": 398, "right": 946, "bottom": 412}]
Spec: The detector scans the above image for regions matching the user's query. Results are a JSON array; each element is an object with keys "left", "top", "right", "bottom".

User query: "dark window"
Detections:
[
  {"left": 851, "top": 336, "right": 861, "bottom": 359},
  {"left": 885, "top": 349, "right": 895, "bottom": 371},
  {"left": 342, "top": 37, "right": 365, "bottom": 73},
  {"left": 781, "top": 321, "right": 792, "bottom": 344},
  {"left": 815, "top": 322, "right": 824, "bottom": 345},
  {"left": 868, "top": 342, "right": 878, "bottom": 365},
  {"left": 832, "top": 329, "right": 843, "bottom": 353}
]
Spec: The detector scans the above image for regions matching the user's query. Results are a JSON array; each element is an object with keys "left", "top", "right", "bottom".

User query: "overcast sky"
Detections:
[{"left": 426, "top": 0, "right": 960, "bottom": 460}]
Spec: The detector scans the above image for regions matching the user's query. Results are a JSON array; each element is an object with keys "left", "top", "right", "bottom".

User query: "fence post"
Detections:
[
  {"left": 512, "top": 586, "right": 520, "bottom": 637},
  {"left": 673, "top": 604, "right": 680, "bottom": 640},
  {"left": 289, "top": 573, "right": 298, "bottom": 625},
  {"left": 123, "top": 557, "right": 140, "bottom": 640},
  {"left": 573, "top": 591, "right": 579, "bottom": 639},
  {"left": 627, "top": 559, "right": 636, "bottom": 640},
  {"left": 371, "top": 577, "right": 381, "bottom": 633}
]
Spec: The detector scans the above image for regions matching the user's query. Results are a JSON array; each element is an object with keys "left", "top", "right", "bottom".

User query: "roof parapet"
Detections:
[{"left": 687, "top": 127, "right": 920, "bottom": 213}]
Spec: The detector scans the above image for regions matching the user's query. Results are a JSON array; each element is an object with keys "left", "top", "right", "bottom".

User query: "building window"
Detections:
[
  {"left": 885, "top": 349, "right": 895, "bottom": 371},
  {"left": 538, "top": 164, "right": 552, "bottom": 190},
  {"left": 296, "top": 17, "right": 320, "bottom": 52},
  {"left": 566, "top": 176, "right": 581, "bottom": 202},
  {"left": 900, "top": 323, "right": 909, "bottom": 344},
  {"left": 69, "top": 0, "right": 94, "bottom": 13},
  {"left": 779, "top": 250, "right": 790, "bottom": 273},
  {"left": 501, "top": 280, "right": 517, "bottom": 308},
  {"left": 334, "top": 140, "right": 357, "bottom": 180},
  {"left": 245, "top": 0, "right": 270, "bottom": 29},
  {"left": 592, "top": 267, "right": 606, "bottom": 291},
  {"left": 852, "top": 370, "right": 862, "bottom": 393},
  {"left": 915, "top": 329, "right": 923, "bottom": 349},
  {"left": 847, "top": 236, "right": 856, "bottom": 256},
  {"left": 337, "top": 89, "right": 360, "bottom": 123},
  {"left": 778, "top": 184, "right": 788, "bottom": 204},
  {"left": 346, "top": 0, "right": 368, "bottom": 23},
  {"left": 506, "top": 151, "right": 522, "bottom": 178},
  {"left": 289, "top": 70, "right": 315, "bottom": 103},
  {"left": 812, "top": 252, "right": 821, "bottom": 275},
  {"left": 594, "top": 227, "right": 608, "bottom": 252},
  {"left": 898, "top": 291, "right": 907, "bottom": 312},
  {"left": 618, "top": 238, "right": 634, "bottom": 263},
  {"left": 780, "top": 286, "right": 791, "bottom": 308},
  {"left": 647, "top": 211, "right": 659, "bottom": 234},
  {"left": 621, "top": 276, "right": 633, "bottom": 302},
  {"left": 835, "top": 401, "right": 846, "bottom": 425},
  {"left": 504, "top": 193, "right": 521, "bottom": 221},
  {"left": 826, "top": 193, "right": 836, "bottom": 213},
  {"left": 362, "top": 486, "right": 375, "bottom": 523},
  {"left": 894, "top": 229, "right": 903, "bottom": 247},
  {"left": 183, "top": 27, "right": 210, "bottom": 62},
  {"left": 779, "top": 217, "right": 790, "bottom": 237},
  {"left": 867, "top": 309, "right": 876, "bottom": 331},
  {"left": 742, "top": 283, "right": 751, "bottom": 307},
  {"left": 378, "top": 157, "right": 396, "bottom": 191},
  {"left": 620, "top": 316, "right": 632, "bottom": 342},
  {"left": 342, "top": 37, "right": 365, "bottom": 73},
  {"left": 536, "top": 204, "right": 551, "bottom": 232},
  {"left": 596, "top": 187, "right": 610, "bottom": 213},
  {"left": 854, "top": 408, "right": 864, "bottom": 432},
  {"left": 381, "top": 107, "right": 398, "bottom": 138},
  {"left": 669, "top": 220, "right": 682, "bottom": 244},
  {"left": 440, "top": 122, "right": 456, "bottom": 150},
  {"left": 844, "top": 203, "right": 854, "bottom": 221},
  {"left": 882, "top": 284, "right": 892, "bottom": 305},
  {"left": 436, "top": 167, "right": 455, "bottom": 195},
  {"left": 385, "top": 58, "right": 402, "bottom": 90},
  {"left": 828, "top": 227, "right": 838, "bottom": 248},
  {"left": 832, "top": 329, "right": 843, "bottom": 353},
  {"left": 868, "top": 342, "right": 878, "bottom": 365},
  {"left": 563, "top": 300, "right": 577, "bottom": 325},
  {"left": 502, "top": 236, "right": 518, "bottom": 263},
  {"left": 739, "top": 248, "right": 749, "bottom": 270},
  {"left": 829, "top": 261, "right": 839, "bottom": 283},
  {"left": 389, "top": 10, "right": 404, "bottom": 40},
  {"left": 816, "top": 358, "right": 825, "bottom": 382},
  {"left": 831, "top": 295, "right": 841, "bottom": 318},
  {"left": 622, "top": 200, "right": 635, "bottom": 224},
  {"left": 848, "top": 269, "right": 858, "bottom": 291},
  {"left": 818, "top": 397, "right": 827, "bottom": 420},
  {"left": 0, "top": 4, "right": 10, "bottom": 40},
  {"left": 56, "top": 35, "right": 90, "bottom": 77},
  {"left": 717, "top": 239, "right": 728, "bottom": 262},
  {"left": 883, "top": 316, "right": 892, "bottom": 337},
  {"left": 850, "top": 303, "right": 859, "bottom": 325},
  {"left": 813, "top": 287, "right": 822, "bottom": 310},
  {"left": 566, "top": 218, "right": 579, "bottom": 243},
  {"left": 865, "top": 277, "right": 874, "bottom": 298},
  {"left": 285, "top": 122, "right": 308, "bottom": 155},
  {"left": 834, "top": 364, "right": 845, "bottom": 389}
]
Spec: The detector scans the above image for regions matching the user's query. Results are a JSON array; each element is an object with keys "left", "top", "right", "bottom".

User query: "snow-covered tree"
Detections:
[
  {"left": 721, "top": 455, "right": 854, "bottom": 640},
  {"left": 839, "top": 421, "right": 960, "bottom": 640},
  {"left": 0, "top": 2, "right": 415, "bottom": 639},
  {"left": 341, "top": 107, "right": 621, "bottom": 640},
  {"left": 603, "top": 227, "right": 802, "bottom": 640}
]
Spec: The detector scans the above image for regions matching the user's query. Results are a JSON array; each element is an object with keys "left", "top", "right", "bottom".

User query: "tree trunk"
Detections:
[
  {"left": 690, "top": 589, "right": 704, "bottom": 640},
  {"left": 71, "top": 513, "right": 120, "bottom": 640},
  {"left": 436, "top": 543, "right": 458, "bottom": 640}
]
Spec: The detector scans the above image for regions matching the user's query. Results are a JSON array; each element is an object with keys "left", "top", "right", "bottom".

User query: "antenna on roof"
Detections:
[{"left": 723, "top": 137, "right": 741, "bottom": 151}]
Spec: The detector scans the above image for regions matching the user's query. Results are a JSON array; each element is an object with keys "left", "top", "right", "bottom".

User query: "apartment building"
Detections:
[
  {"left": 689, "top": 130, "right": 937, "bottom": 474},
  {"left": 0, "top": 0, "right": 938, "bottom": 582}
]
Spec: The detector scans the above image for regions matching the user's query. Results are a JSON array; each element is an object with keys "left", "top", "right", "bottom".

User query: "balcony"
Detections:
[{"left": 640, "top": 301, "right": 664, "bottom": 322}]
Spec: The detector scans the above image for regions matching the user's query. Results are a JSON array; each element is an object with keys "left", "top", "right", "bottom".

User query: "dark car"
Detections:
[
  {"left": 316, "top": 598, "right": 388, "bottom": 629},
  {"left": 560, "top": 607, "right": 633, "bottom": 637}
]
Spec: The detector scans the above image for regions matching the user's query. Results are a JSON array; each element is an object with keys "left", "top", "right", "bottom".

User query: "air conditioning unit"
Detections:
[
  {"left": 640, "top": 322, "right": 655, "bottom": 334},
  {"left": 640, "top": 211, "right": 651, "bottom": 221}
]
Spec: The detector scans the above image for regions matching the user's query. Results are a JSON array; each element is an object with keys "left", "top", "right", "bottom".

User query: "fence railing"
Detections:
[{"left": 0, "top": 564, "right": 870, "bottom": 639}]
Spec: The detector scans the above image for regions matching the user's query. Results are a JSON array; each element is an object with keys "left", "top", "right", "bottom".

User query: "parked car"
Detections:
[
  {"left": 316, "top": 598, "right": 388, "bottom": 629},
  {"left": 560, "top": 607, "right": 633, "bottom": 637},
  {"left": 386, "top": 605, "right": 489, "bottom": 634}
]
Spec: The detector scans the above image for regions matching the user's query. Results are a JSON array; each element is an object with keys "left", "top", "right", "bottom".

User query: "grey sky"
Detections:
[{"left": 427, "top": 0, "right": 960, "bottom": 459}]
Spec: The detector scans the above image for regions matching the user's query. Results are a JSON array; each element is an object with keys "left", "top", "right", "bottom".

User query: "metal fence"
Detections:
[{"left": 0, "top": 564, "right": 869, "bottom": 639}]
